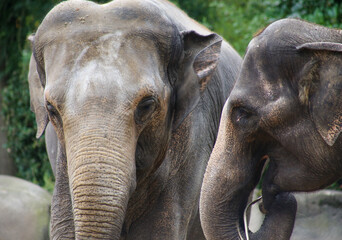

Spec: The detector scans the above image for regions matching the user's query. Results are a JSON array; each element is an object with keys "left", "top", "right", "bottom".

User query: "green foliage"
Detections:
[
  {"left": 207, "top": 0, "right": 277, "bottom": 55},
  {"left": 0, "top": 0, "right": 60, "bottom": 190},
  {"left": 0, "top": 0, "right": 59, "bottom": 83},
  {"left": 171, "top": 0, "right": 342, "bottom": 56},
  {"left": 1, "top": 0, "right": 342, "bottom": 191},
  {"left": 1, "top": 46, "right": 54, "bottom": 188},
  {"left": 171, "top": 0, "right": 212, "bottom": 28},
  {"left": 273, "top": 0, "right": 342, "bottom": 28}
]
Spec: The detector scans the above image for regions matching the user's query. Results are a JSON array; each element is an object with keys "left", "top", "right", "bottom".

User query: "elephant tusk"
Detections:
[
  {"left": 238, "top": 155, "right": 268, "bottom": 240},
  {"left": 237, "top": 221, "right": 244, "bottom": 240},
  {"left": 260, "top": 155, "right": 269, "bottom": 162},
  {"left": 238, "top": 196, "right": 263, "bottom": 240}
]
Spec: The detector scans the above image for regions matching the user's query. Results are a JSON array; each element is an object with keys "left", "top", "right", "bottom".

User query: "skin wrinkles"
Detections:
[
  {"left": 52, "top": 33, "right": 166, "bottom": 119},
  {"left": 200, "top": 18, "right": 342, "bottom": 240},
  {"left": 29, "top": 0, "right": 242, "bottom": 239}
]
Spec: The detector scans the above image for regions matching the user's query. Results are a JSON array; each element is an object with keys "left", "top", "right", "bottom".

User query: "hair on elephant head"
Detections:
[
  {"left": 28, "top": 0, "right": 242, "bottom": 239},
  {"left": 200, "top": 18, "right": 342, "bottom": 240}
]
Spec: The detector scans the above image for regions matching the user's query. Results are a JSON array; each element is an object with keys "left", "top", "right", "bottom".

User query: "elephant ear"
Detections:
[
  {"left": 297, "top": 42, "right": 342, "bottom": 146},
  {"left": 28, "top": 35, "right": 49, "bottom": 138},
  {"left": 173, "top": 31, "right": 222, "bottom": 129}
]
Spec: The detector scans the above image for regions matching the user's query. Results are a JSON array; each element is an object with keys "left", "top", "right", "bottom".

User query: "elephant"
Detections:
[
  {"left": 28, "top": 0, "right": 242, "bottom": 239},
  {"left": 200, "top": 18, "right": 342, "bottom": 240},
  {"left": 28, "top": 48, "right": 58, "bottom": 176}
]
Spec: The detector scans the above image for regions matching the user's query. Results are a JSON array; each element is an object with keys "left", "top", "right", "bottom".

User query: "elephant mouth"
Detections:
[
  {"left": 259, "top": 148, "right": 299, "bottom": 214},
  {"left": 259, "top": 154, "right": 282, "bottom": 213}
]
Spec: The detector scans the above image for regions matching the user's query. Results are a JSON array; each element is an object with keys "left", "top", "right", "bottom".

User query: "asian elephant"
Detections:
[
  {"left": 28, "top": 0, "right": 242, "bottom": 239},
  {"left": 200, "top": 18, "right": 342, "bottom": 240}
]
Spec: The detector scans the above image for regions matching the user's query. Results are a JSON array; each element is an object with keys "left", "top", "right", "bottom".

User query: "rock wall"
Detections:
[{"left": 0, "top": 175, "right": 51, "bottom": 240}]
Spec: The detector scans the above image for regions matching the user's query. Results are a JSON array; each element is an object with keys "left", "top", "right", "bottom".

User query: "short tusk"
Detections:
[
  {"left": 260, "top": 155, "right": 269, "bottom": 162},
  {"left": 237, "top": 222, "right": 244, "bottom": 240},
  {"left": 238, "top": 155, "right": 268, "bottom": 240},
  {"left": 238, "top": 196, "right": 263, "bottom": 240}
]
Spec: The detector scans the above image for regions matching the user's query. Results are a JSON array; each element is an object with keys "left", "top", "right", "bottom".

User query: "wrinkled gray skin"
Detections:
[
  {"left": 28, "top": 0, "right": 242, "bottom": 239},
  {"left": 200, "top": 18, "right": 342, "bottom": 240}
]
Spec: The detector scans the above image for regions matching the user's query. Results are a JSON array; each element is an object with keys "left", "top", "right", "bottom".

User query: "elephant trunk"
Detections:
[
  {"left": 200, "top": 103, "right": 296, "bottom": 240},
  {"left": 50, "top": 141, "right": 75, "bottom": 240},
  {"left": 200, "top": 104, "right": 254, "bottom": 239},
  {"left": 66, "top": 118, "right": 136, "bottom": 239}
]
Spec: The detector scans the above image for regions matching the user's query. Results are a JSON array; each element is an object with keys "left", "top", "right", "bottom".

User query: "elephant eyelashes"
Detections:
[
  {"left": 46, "top": 101, "right": 58, "bottom": 115},
  {"left": 231, "top": 107, "right": 252, "bottom": 125},
  {"left": 135, "top": 97, "right": 157, "bottom": 124},
  {"left": 46, "top": 101, "right": 61, "bottom": 123}
]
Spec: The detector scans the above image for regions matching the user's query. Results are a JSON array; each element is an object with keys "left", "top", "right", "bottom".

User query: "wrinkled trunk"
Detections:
[
  {"left": 200, "top": 105, "right": 296, "bottom": 240},
  {"left": 50, "top": 141, "right": 75, "bottom": 240},
  {"left": 65, "top": 115, "right": 136, "bottom": 239}
]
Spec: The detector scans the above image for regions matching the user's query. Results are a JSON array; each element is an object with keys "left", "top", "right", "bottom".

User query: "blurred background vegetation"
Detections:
[{"left": 0, "top": 0, "right": 341, "bottom": 191}]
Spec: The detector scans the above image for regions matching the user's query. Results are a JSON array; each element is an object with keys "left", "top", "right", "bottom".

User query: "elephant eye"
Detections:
[
  {"left": 46, "top": 101, "right": 56, "bottom": 113},
  {"left": 45, "top": 100, "right": 63, "bottom": 128},
  {"left": 46, "top": 101, "right": 59, "bottom": 118},
  {"left": 231, "top": 106, "right": 252, "bottom": 124},
  {"left": 135, "top": 97, "right": 157, "bottom": 124}
]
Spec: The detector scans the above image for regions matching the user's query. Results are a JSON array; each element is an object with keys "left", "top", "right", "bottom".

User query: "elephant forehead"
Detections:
[
  {"left": 34, "top": 0, "right": 175, "bottom": 51},
  {"left": 70, "top": 60, "right": 123, "bottom": 98},
  {"left": 72, "top": 33, "right": 124, "bottom": 66},
  {"left": 34, "top": 0, "right": 177, "bottom": 82},
  {"left": 64, "top": 58, "right": 164, "bottom": 110},
  {"left": 44, "top": 32, "right": 165, "bottom": 90}
]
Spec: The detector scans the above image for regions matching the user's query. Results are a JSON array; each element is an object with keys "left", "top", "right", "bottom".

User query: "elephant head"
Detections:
[
  {"left": 200, "top": 18, "right": 342, "bottom": 239},
  {"left": 29, "top": 0, "right": 228, "bottom": 239}
]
